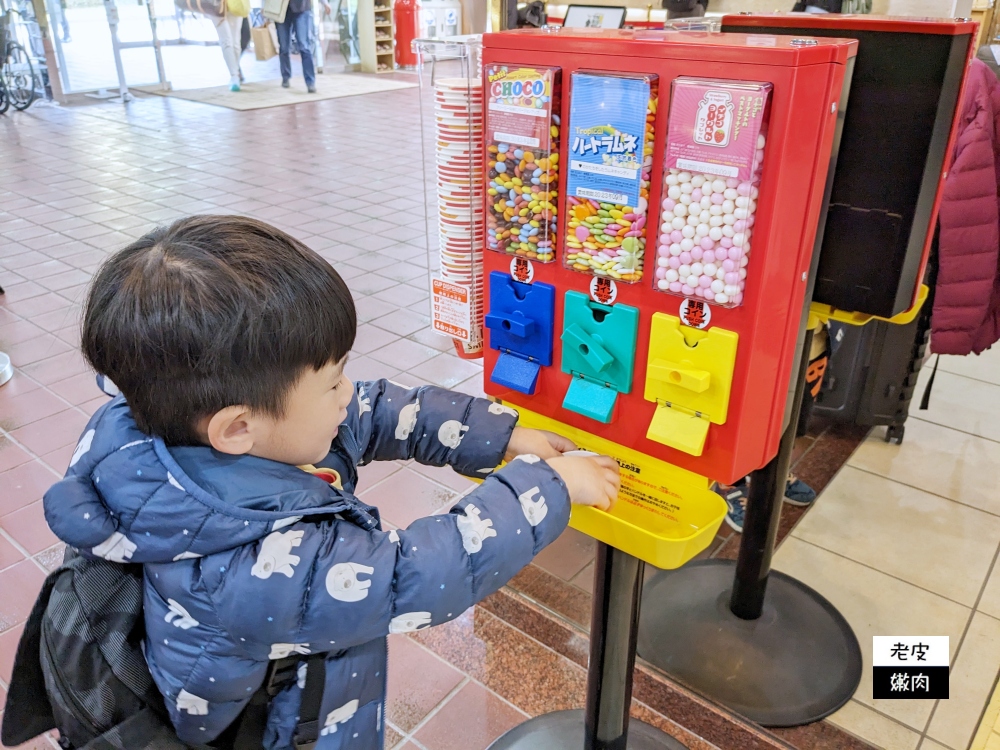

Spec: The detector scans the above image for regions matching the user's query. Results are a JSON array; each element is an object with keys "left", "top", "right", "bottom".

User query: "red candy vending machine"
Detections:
[{"left": 480, "top": 29, "right": 857, "bottom": 569}]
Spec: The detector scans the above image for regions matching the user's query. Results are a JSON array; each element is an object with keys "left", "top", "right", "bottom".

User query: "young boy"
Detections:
[{"left": 42, "top": 215, "right": 620, "bottom": 749}]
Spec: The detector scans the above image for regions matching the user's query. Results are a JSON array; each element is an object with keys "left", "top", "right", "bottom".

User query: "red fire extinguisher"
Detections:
[{"left": 395, "top": 0, "right": 419, "bottom": 69}]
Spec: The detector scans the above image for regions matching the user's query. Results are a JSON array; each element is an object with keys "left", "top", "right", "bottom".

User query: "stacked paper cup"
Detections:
[{"left": 434, "top": 78, "right": 485, "bottom": 358}]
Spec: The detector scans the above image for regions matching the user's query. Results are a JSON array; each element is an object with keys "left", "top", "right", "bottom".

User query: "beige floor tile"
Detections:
[
  {"left": 913, "top": 368, "right": 1000, "bottom": 443},
  {"left": 927, "top": 613, "right": 1000, "bottom": 750},
  {"left": 918, "top": 739, "right": 954, "bottom": 750},
  {"left": 935, "top": 348, "right": 1000, "bottom": 387},
  {"left": 848, "top": 419, "right": 1000, "bottom": 515},
  {"left": 826, "top": 699, "right": 921, "bottom": 750},
  {"left": 773, "top": 537, "right": 970, "bottom": 730},
  {"left": 791, "top": 466, "right": 1000, "bottom": 606},
  {"left": 972, "top": 560, "right": 1000, "bottom": 623}
]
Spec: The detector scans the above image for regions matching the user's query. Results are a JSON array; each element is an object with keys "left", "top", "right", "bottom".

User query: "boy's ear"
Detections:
[{"left": 205, "top": 405, "right": 256, "bottom": 455}]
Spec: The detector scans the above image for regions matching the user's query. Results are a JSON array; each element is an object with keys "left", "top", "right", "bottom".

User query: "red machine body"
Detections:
[{"left": 481, "top": 29, "right": 857, "bottom": 484}]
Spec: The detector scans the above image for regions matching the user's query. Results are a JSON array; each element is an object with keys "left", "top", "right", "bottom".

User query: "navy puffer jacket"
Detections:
[{"left": 43, "top": 379, "right": 571, "bottom": 748}]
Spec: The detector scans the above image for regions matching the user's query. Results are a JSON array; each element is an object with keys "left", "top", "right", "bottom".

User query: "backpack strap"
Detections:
[
  {"left": 293, "top": 655, "right": 326, "bottom": 747},
  {"left": 221, "top": 654, "right": 326, "bottom": 750}
]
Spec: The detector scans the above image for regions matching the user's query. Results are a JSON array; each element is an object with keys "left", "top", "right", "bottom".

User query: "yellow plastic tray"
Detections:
[
  {"left": 810, "top": 284, "right": 929, "bottom": 327},
  {"left": 507, "top": 405, "right": 727, "bottom": 569}
]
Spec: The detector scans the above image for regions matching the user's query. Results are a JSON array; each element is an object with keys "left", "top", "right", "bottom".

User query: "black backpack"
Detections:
[{"left": 2, "top": 548, "right": 326, "bottom": 750}]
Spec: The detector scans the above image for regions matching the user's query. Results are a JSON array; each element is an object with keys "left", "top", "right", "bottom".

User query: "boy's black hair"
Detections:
[{"left": 82, "top": 215, "right": 357, "bottom": 446}]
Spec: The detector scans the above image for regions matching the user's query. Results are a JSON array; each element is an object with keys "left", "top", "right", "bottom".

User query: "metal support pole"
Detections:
[
  {"left": 145, "top": 0, "right": 170, "bottom": 91},
  {"left": 488, "top": 543, "right": 683, "bottom": 750},
  {"left": 585, "top": 544, "right": 643, "bottom": 749},
  {"left": 103, "top": 0, "right": 133, "bottom": 102},
  {"left": 729, "top": 328, "right": 814, "bottom": 621}
]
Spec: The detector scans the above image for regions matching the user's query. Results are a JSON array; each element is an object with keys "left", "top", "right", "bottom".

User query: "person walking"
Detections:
[
  {"left": 214, "top": 0, "right": 249, "bottom": 91},
  {"left": 276, "top": 0, "right": 329, "bottom": 93}
]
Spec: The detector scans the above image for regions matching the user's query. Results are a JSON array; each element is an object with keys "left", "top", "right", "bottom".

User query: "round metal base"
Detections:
[
  {"left": 487, "top": 709, "right": 687, "bottom": 750},
  {"left": 637, "top": 560, "right": 862, "bottom": 727}
]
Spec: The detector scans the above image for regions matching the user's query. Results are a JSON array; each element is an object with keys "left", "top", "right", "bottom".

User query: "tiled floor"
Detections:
[{"left": 772, "top": 345, "right": 1000, "bottom": 750}]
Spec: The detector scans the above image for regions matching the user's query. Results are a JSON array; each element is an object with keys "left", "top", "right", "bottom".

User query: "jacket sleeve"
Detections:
[
  {"left": 343, "top": 380, "right": 518, "bottom": 477},
  {"left": 207, "top": 456, "right": 569, "bottom": 654}
]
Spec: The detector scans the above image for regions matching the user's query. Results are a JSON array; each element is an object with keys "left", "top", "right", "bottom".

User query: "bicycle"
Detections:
[{"left": 0, "top": 9, "right": 38, "bottom": 111}]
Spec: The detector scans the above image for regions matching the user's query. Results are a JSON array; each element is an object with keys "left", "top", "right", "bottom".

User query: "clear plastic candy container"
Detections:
[
  {"left": 485, "top": 65, "right": 561, "bottom": 262},
  {"left": 564, "top": 72, "right": 658, "bottom": 283},
  {"left": 656, "top": 78, "right": 772, "bottom": 307}
]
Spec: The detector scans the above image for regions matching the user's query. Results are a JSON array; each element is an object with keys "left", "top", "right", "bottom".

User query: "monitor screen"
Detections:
[{"left": 562, "top": 4, "right": 627, "bottom": 28}]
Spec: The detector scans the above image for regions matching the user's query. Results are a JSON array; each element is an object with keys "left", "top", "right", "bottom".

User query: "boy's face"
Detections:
[{"left": 252, "top": 357, "right": 354, "bottom": 466}]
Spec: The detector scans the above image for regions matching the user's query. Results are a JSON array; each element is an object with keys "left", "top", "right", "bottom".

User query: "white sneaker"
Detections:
[{"left": 229, "top": 75, "right": 241, "bottom": 92}]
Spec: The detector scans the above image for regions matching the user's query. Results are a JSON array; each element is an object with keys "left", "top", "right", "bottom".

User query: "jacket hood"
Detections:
[{"left": 44, "top": 396, "right": 359, "bottom": 564}]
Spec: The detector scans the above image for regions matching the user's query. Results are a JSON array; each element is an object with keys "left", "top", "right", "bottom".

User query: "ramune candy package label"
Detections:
[
  {"left": 566, "top": 73, "right": 651, "bottom": 208},
  {"left": 664, "top": 78, "right": 771, "bottom": 181}
]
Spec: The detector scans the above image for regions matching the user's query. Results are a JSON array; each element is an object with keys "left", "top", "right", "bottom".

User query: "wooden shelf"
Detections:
[{"left": 359, "top": 0, "right": 395, "bottom": 73}]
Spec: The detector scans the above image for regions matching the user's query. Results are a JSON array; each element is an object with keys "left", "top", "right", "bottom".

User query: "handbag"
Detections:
[
  {"left": 228, "top": 0, "right": 250, "bottom": 17},
  {"left": 175, "top": 0, "right": 226, "bottom": 17},
  {"left": 261, "top": 0, "right": 289, "bottom": 23},
  {"left": 251, "top": 21, "right": 279, "bottom": 60}
]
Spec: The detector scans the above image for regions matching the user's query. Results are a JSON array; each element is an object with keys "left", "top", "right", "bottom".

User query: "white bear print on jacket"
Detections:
[
  {"left": 456, "top": 504, "right": 496, "bottom": 554},
  {"left": 251, "top": 530, "right": 304, "bottom": 579}
]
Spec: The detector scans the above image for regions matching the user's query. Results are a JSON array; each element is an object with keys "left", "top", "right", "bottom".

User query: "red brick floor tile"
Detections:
[
  {"left": 0, "top": 437, "right": 33, "bottom": 474},
  {"left": 9, "top": 409, "right": 88, "bottom": 458},
  {"left": 0, "top": 462, "right": 60, "bottom": 517},
  {"left": 0, "top": 293, "right": 73, "bottom": 323},
  {"left": 33, "top": 544, "right": 65, "bottom": 573},
  {"left": 532, "top": 527, "right": 596, "bottom": 582},
  {"left": 386, "top": 634, "right": 464, "bottom": 733},
  {"left": 39, "top": 443, "right": 76, "bottom": 475},
  {"left": 414, "top": 681, "right": 527, "bottom": 750},
  {"left": 410, "top": 463, "right": 476, "bottom": 494},
  {"left": 19, "top": 350, "right": 90, "bottom": 386},
  {"left": 360, "top": 467, "right": 459, "bottom": 529},
  {"left": 0, "top": 374, "right": 42, "bottom": 403},
  {"left": 5, "top": 335, "right": 73, "bottom": 368},
  {"left": 0, "top": 281, "right": 46, "bottom": 304},
  {"left": 21, "top": 306, "right": 81, "bottom": 334},
  {"left": 0, "top": 623, "right": 25, "bottom": 684},
  {"left": 0, "top": 560, "right": 45, "bottom": 633},
  {"left": 355, "top": 460, "right": 403, "bottom": 491},
  {"left": 2, "top": 502, "right": 59, "bottom": 555},
  {"left": 384, "top": 725, "right": 403, "bottom": 749},
  {"left": 0, "top": 320, "right": 46, "bottom": 348},
  {"left": 0, "top": 389, "right": 70, "bottom": 431},
  {"left": 78, "top": 396, "right": 109, "bottom": 417},
  {"left": 47, "top": 372, "right": 100, "bottom": 407},
  {"left": 0, "top": 533, "right": 25, "bottom": 571},
  {"left": 13, "top": 260, "right": 74, "bottom": 281}
]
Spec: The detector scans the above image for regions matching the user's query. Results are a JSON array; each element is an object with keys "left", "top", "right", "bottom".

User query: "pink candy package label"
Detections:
[{"left": 664, "top": 78, "right": 771, "bottom": 181}]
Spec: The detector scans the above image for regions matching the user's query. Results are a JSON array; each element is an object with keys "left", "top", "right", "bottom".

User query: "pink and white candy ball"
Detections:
[{"left": 654, "top": 134, "right": 765, "bottom": 307}]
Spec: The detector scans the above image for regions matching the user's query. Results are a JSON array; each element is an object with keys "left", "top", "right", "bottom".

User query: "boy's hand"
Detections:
[
  {"left": 545, "top": 455, "right": 620, "bottom": 512},
  {"left": 504, "top": 426, "right": 576, "bottom": 462}
]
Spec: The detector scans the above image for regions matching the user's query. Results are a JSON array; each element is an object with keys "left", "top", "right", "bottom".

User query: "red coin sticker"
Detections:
[
  {"left": 590, "top": 276, "right": 618, "bottom": 306},
  {"left": 510, "top": 256, "right": 534, "bottom": 284},
  {"left": 680, "top": 298, "right": 712, "bottom": 329}
]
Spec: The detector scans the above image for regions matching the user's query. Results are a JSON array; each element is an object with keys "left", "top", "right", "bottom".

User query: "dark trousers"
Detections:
[{"left": 276, "top": 10, "right": 315, "bottom": 87}]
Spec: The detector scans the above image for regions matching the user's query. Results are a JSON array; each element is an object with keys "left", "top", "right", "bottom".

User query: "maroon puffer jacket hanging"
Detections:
[{"left": 932, "top": 58, "right": 1000, "bottom": 356}]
